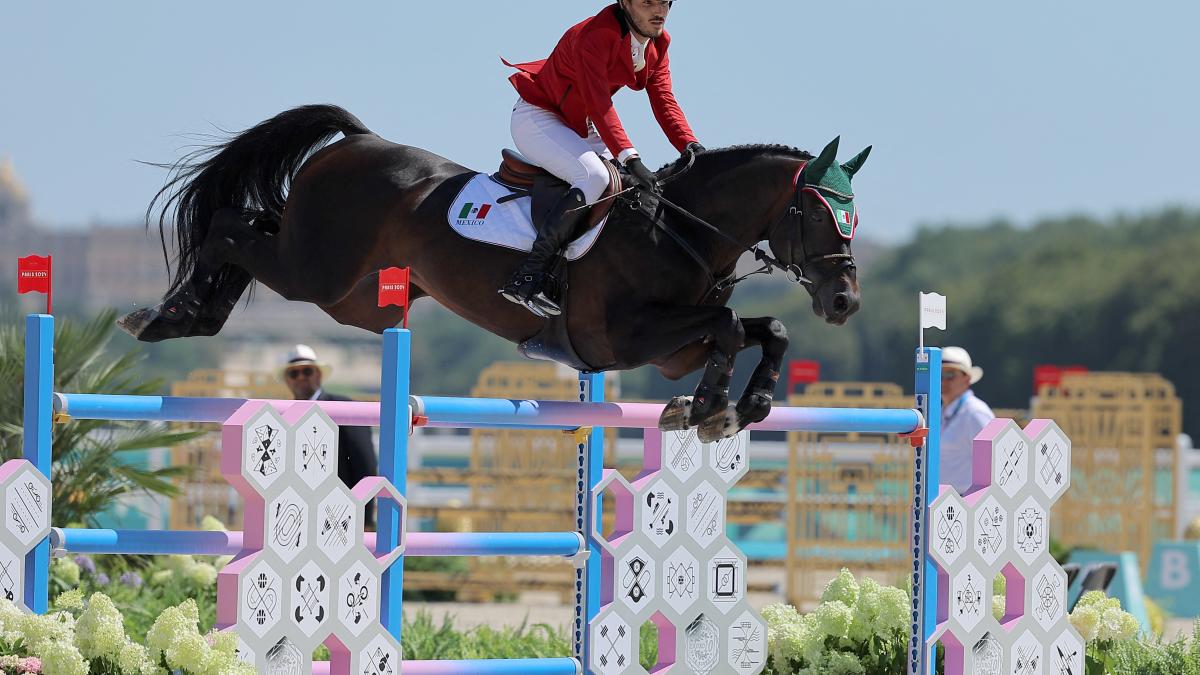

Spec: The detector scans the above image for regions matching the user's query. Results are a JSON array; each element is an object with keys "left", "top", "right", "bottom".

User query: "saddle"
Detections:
[
  {"left": 491, "top": 149, "right": 627, "bottom": 373},
  {"left": 493, "top": 149, "right": 623, "bottom": 234}
]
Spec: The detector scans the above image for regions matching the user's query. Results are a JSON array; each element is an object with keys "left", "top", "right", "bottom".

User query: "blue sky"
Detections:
[{"left": 2, "top": 1, "right": 1197, "bottom": 243}]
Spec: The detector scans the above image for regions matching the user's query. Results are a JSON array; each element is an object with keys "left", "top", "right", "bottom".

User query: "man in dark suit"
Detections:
[{"left": 282, "top": 345, "right": 378, "bottom": 527}]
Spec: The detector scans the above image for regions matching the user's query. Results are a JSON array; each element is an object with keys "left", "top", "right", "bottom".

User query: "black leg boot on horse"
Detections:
[{"left": 498, "top": 187, "right": 587, "bottom": 318}]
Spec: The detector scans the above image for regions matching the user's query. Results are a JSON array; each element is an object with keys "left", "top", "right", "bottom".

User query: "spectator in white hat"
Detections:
[
  {"left": 282, "top": 345, "right": 379, "bottom": 526},
  {"left": 940, "top": 346, "right": 995, "bottom": 494}
]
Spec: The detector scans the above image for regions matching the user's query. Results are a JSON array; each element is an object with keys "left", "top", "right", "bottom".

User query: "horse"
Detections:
[{"left": 120, "top": 105, "right": 869, "bottom": 441}]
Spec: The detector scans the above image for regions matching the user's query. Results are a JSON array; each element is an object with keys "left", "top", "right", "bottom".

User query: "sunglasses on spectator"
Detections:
[{"left": 286, "top": 366, "right": 316, "bottom": 379}]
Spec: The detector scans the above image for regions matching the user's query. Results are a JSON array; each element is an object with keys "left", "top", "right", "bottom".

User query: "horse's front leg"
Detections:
[
  {"left": 609, "top": 304, "right": 746, "bottom": 433},
  {"left": 733, "top": 316, "right": 788, "bottom": 427}
]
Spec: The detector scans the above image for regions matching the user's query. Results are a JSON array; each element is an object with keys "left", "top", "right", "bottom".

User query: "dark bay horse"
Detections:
[{"left": 121, "top": 105, "right": 868, "bottom": 440}]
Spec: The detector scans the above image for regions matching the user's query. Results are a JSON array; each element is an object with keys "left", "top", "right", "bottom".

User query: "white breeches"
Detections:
[{"left": 510, "top": 97, "right": 612, "bottom": 203}]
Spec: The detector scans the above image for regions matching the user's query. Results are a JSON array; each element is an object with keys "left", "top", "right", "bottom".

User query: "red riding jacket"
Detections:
[{"left": 505, "top": 3, "right": 698, "bottom": 161}]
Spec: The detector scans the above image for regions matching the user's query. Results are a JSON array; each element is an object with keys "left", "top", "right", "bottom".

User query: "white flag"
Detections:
[{"left": 919, "top": 292, "right": 947, "bottom": 330}]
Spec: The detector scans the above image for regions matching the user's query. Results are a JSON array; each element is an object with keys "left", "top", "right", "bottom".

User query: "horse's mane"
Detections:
[{"left": 657, "top": 144, "right": 814, "bottom": 174}]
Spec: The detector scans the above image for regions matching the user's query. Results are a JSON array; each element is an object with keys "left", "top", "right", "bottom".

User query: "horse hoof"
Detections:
[
  {"left": 658, "top": 396, "right": 694, "bottom": 431},
  {"left": 116, "top": 306, "right": 191, "bottom": 342},
  {"left": 116, "top": 308, "right": 159, "bottom": 340},
  {"left": 697, "top": 406, "right": 741, "bottom": 443}
]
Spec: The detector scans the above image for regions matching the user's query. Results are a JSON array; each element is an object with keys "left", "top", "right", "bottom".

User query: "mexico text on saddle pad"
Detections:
[{"left": 447, "top": 175, "right": 607, "bottom": 260}]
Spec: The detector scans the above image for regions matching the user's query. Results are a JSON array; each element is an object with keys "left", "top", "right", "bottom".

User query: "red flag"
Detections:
[
  {"left": 17, "top": 254, "right": 52, "bottom": 314},
  {"left": 1033, "top": 364, "right": 1088, "bottom": 394},
  {"left": 378, "top": 267, "right": 411, "bottom": 328},
  {"left": 787, "top": 359, "right": 820, "bottom": 391}
]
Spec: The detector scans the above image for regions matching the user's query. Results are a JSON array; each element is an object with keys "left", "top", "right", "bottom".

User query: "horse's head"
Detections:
[{"left": 769, "top": 136, "right": 870, "bottom": 326}]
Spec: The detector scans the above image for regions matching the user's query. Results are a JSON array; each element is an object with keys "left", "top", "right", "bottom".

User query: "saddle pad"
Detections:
[{"left": 447, "top": 174, "right": 606, "bottom": 261}]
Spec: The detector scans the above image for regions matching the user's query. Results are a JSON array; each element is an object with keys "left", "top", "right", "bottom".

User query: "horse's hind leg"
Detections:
[{"left": 120, "top": 209, "right": 300, "bottom": 341}]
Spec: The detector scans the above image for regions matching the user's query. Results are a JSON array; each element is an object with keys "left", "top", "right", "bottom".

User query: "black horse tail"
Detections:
[{"left": 148, "top": 104, "right": 373, "bottom": 299}]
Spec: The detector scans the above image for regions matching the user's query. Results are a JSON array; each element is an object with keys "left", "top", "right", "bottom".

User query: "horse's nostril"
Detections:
[{"left": 833, "top": 293, "right": 849, "bottom": 313}]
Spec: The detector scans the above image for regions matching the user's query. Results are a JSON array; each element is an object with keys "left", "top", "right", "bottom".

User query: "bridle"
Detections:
[{"left": 646, "top": 158, "right": 857, "bottom": 300}]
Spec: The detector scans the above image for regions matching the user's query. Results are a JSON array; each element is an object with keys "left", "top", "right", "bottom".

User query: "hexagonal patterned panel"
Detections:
[
  {"left": 1025, "top": 419, "right": 1072, "bottom": 505},
  {"left": 683, "top": 613, "right": 722, "bottom": 674},
  {"left": 727, "top": 608, "right": 766, "bottom": 675},
  {"left": 1047, "top": 625, "right": 1085, "bottom": 674},
  {"left": 266, "top": 487, "right": 309, "bottom": 564},
  {"left": 288, "top": 560, "right": 332, "bottom": 640},
  {"left": 971, "top": 491, "right": 1008, "bottom": 570},
  {"left": 661, "top": 546, "right": 701, "bottom": 617},
  {"left": 616, "top": 544, "right": 656, "bottom": 618},
  {"left": 930, "top": 419, "right": 1076, "bottom": 675},
  {"left": 591, "top": 470, "right": 636, "bottom": 554},
  {"left": 315, "top": 486, "right": 357, "bottom": 564},
  {"left": 230, "top": 403, "right": 290, "bottom": 495},
  {"left": 337, "top": 556, "right": 379, "bottom": 638},
  {"left": 708, "top": 431, "right": 749, "bottom": 484},
  {"left": 2, "top": 462, "right": 51, "bottom": 549},
  {"left": 640, "top": 479, "right": 679, "bottom": 548},
  {"left": 707, "top": 545, "right": 747, "bottom": 614},
  {"left": 0, "top": 543, "right": 24, "bottom": 608},
  {"left": 1013, "top": 496, "right": 1048, "bottom": 568},
  {"left": 290, "top": 406, "right": 338, "bottom": 492},
  {"left": 239, "top": 556, "right": 283, "bottom": 638},
  {"left": 949, "top": 562, "right": 989, "bottom": 637},
  {"left": 968, "top": 630, "right": 1003, "bottom": 675},
  {"left": 930, "top": 488, "right": 969, "bottom": 570},
  {"left": 265, "top": 635, "right": 309, "bottom": 674},
  {"left": 1027, "top": 559, "right": 1067, "bottom": 634},
  {"left": 684, "top": 480, "right": 725, "bottom": 551},
  {"left": 661, "top": 429, "right": 703, "bottom": 485},
  {"left": 1007, "top": 627, "right": 1044, "bottom": 675},
  {"left": 589, "top": 608, "right": 635, "bottom": 675},
  {"left": 349, "top": 628, "right": 402, "bottom": 675}
]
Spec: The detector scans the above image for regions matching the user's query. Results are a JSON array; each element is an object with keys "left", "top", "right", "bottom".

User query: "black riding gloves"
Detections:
[
  {"left": 685, "top": 142, "right": 706, "bottom": 157},
  {"left": 625, "top": 157, "right": 659, "bottom": 194}
]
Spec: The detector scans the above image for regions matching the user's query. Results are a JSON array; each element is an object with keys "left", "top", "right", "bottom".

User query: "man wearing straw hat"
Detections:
[
  {"left": 282, "top": 345, "right": 378, "bottom": 526},
  {"left": 940, "top": 346, "right": 995, "bottom": 494}
]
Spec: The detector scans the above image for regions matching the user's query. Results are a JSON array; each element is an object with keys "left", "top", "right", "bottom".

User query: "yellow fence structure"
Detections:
[
  {"left": 785, "top": 382, "right": 915, "bottom": 608},
  {"left": 1032, "top": 372, "right": 1181, "bottom": 565}
]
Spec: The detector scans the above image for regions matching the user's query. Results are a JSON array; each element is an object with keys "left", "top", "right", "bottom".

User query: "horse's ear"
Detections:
[
  {"left": 811, "top": 136, "right": 841, "bottom": 172},
  {"left": 841, "top": 146, "right": 872, "bottom": 177}
]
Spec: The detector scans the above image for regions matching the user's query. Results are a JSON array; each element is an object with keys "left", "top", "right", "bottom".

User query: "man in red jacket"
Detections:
[{"left": 499, "top": 0, "right": 704, "bottom": 318}]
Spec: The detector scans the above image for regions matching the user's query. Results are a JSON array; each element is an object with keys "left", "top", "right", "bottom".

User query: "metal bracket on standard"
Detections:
[
  {"left": 899, "top": 426, "right": 929, "bottom": 448},
  {"left": 567, "top": 426, "right": 593, "bottom": 446},
  {"left": 49, "top": 527, "right": 67, "bottom": 558},
  {"left": 569, "top": 532, "right": 590, "bottom": 569}
]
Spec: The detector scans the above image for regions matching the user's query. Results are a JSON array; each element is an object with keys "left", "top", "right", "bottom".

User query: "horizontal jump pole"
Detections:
[
  {"left": 54, "top": 392, "right": 922, "bottom": 434},
  {"left": 312, "top": 659, "right": 582, "bottom": 675},
  {"left": 53, "top": 529, "right": 585, "bottom": 559},
  {"left": 52, "top": 393, "right": 381, "bottom": 426}
]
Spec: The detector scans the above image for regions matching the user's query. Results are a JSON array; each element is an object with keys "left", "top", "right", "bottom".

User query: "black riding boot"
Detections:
[{"left": 499, "top": 187, "right": 587, "bottom": 317}]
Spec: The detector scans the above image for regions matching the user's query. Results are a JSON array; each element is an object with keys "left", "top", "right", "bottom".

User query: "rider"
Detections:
[{"left": 499, "top": 0, "right": 705, "bottom": 317}]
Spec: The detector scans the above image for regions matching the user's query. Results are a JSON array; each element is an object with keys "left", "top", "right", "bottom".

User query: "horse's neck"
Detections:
[{"left": 674, "top": 155, "right": 799, "bottom": 271}]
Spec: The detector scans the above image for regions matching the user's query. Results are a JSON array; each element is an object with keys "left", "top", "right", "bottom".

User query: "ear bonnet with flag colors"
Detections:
[{"left": 801, "top": 137, "right": 871, "bottom": 239}]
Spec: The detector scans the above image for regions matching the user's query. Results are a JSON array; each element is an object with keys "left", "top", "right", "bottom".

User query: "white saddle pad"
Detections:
[{"left": 447, "top": 174, "right": 607, "bottom": 261}]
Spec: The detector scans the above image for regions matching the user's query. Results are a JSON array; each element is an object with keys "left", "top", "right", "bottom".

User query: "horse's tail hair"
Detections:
[{"left": 147, "top": 104, "right": 373, "bottom": 300}]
